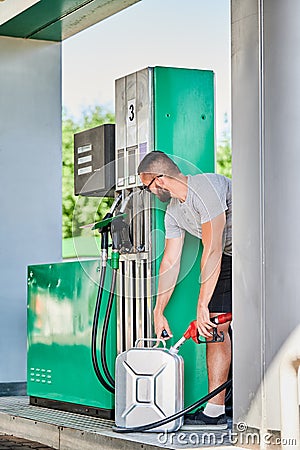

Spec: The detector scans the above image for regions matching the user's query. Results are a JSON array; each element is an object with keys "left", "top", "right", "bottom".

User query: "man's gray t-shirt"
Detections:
[{"left": 164, "top": 174, "right": 232, "bottom": 256}]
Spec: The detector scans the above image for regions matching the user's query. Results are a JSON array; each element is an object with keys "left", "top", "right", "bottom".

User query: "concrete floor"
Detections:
[{"left": 0, "top": 435, "right": 54, "bottom": 449}]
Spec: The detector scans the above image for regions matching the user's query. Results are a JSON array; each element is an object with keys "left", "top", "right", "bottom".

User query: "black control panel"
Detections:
[{"left": 74, "top": 124, "right": 115, "bottom": 197}]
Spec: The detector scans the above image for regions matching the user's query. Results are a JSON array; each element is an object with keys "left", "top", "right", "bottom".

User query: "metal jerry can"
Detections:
[{"left": 115, "top": 339, "right": 184, "bottom": 432}]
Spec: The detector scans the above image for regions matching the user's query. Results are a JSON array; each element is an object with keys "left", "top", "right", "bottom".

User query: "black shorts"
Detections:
[{"left": 208, "top": 254, "right": 232, "bottom": 313}]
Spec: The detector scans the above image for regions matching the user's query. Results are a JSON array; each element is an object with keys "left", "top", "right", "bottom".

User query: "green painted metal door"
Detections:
[{"left": 153, "top": 67, "right": 215, "bottom": 407}]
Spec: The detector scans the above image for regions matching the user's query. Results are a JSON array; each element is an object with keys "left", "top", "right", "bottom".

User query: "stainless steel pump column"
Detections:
[{"left": 115, "top": 68, "right": 154, "bottom": 353}]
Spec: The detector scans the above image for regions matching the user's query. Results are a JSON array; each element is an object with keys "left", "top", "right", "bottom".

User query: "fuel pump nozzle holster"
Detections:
[
  {"left": 110, "top": 215, "right": 133, "bottom": 253},
  {"left": 92, "top": 212, "right": 133, "bottom": 254}
]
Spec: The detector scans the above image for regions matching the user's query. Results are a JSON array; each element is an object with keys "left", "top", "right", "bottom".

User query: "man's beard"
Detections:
[{"left": 156, "top": 188, "right": 171, "bottom": 202}]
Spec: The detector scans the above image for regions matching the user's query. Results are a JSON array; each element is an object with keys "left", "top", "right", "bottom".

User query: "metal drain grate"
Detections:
[
  {"left": 0, "top": 397, "right": 233, "bottom": 449},
  {"left": 0, "top": 397, "right": 114, "bottom": 433}
]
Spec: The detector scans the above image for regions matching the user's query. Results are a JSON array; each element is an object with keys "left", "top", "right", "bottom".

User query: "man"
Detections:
[{"left": 137, "top": 151, "right": 232, "bottom": 430}]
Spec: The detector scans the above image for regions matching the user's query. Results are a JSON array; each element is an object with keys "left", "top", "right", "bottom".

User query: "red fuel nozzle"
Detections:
[
  {"left": 183, "top": 313, "right": 232, "bottom": 344},
  {"left": 183, "top": 320, "right": 199, "bottom": 344},
  {"left": 170, "top": 312, "right": 232, "bottom": 353}
]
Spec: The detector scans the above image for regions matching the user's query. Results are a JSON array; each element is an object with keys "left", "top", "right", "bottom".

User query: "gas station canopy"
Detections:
[{"left": 0, "top": 0, "right": 140, "bottom": 41}]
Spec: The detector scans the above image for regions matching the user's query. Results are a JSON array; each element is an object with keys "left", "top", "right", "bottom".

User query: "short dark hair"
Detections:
[{"left": 137, "top": 151, "right": 181, "bottom": 177}]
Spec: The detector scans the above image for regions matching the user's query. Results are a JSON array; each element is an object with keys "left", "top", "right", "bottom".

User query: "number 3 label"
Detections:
[{"left": 127, "top": 99, "right": 136, "bottom": 126}]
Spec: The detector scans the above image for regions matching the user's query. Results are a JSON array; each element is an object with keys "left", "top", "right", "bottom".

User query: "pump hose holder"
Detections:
[{"left": 92, "top": 213, "right": 127, "bottom": 231}]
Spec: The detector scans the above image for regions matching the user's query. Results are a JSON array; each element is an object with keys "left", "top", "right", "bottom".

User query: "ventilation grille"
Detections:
[{"left": 29, "top": 368, "right": 52, "bottom": 384}]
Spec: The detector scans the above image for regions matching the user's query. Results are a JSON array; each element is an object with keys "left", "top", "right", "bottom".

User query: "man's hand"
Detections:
[
  {"left": 197, "top": 304, "right": 216, "bottom": 338},
  {"left": 154, "top": 310, "right": 173, "bottom": 340}
]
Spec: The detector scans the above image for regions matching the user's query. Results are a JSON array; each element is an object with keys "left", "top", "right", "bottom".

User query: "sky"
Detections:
[{"left": 62, "top": 0, "right": 230, "bottom": 140}]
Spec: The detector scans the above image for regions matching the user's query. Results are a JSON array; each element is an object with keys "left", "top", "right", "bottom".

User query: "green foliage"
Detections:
[
  {"left": 216, "top": 133, "right": 232, "bottom": 178},
  {"left": 62, "top": 106, "right": 115, "bottom": 239}
]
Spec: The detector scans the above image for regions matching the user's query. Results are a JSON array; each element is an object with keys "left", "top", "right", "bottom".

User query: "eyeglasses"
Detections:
[{"left": 143, "top": 174, "right": 164, "bottom": 192}]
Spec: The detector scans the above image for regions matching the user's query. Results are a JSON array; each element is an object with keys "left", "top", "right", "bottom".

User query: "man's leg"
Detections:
[
  {"left": 206, "top": 319, "right": 231, "bottom": 405},
  {"left": 181, "top": 319, "right": 231, "bottom": 430},
  {"left": 182, "top": 254, "right": 232, "bottom": 429}
]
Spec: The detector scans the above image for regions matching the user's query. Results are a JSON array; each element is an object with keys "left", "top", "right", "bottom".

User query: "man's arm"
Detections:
[
  {"left": 153, "top": 235, "right": 184, "bottom": 338},
  {"left": 197, "top": 212, "right": 226, "bottom": 338}
]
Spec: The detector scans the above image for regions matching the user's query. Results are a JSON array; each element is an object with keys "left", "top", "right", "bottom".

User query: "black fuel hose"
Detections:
[
  {"left": 91, "top": 194, "right": 122, "bottom": 393},
  {"left": 113, "top": 378, "right": 232, "bottom": 433},
  {"left": 100, "top": 268, "right": 117, "bottom": 388},
  {"left": 91, "top": 264, "right": 114, "bottom": 394}
]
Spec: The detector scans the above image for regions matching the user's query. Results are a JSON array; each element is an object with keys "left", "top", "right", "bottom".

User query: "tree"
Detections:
[
  {"left": 216, "top": 134, "right": 232, "bottom": 178},
  {"left": 62, "top": 106, "right": 114, "bottom": 239},
  {"left": 216, "top": 113, "right": 232, "bottom": 178}
]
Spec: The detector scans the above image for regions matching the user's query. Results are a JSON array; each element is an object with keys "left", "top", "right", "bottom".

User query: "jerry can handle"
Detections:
[{"left": 134, "top": 338, "right": 166, "bottom": 348}]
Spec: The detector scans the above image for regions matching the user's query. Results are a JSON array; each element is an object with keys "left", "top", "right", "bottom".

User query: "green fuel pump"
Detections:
[{"left": 27, "top": 66, "right": 216, "bottom": 418}]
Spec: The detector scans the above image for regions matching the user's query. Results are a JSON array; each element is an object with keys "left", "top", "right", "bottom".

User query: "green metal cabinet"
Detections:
[{"left": 27, "top": 259, "right": 116, "bottom": 417}]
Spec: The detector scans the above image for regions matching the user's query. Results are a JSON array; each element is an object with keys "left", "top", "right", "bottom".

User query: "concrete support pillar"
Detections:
[
  {"left": 232, "top": 0, "right": 300, "bottom": 442},
  {"left": 0, "top": 37, "right": 62, "bottom": 391}
]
